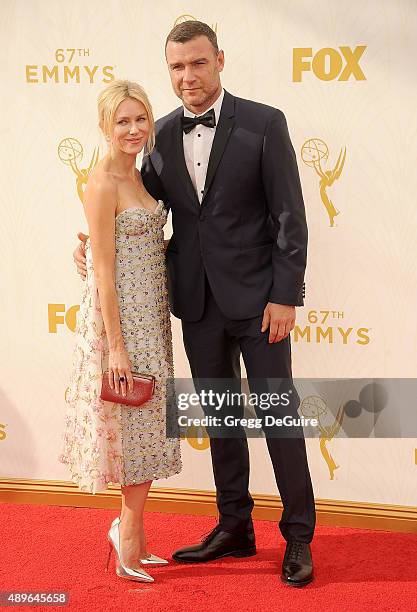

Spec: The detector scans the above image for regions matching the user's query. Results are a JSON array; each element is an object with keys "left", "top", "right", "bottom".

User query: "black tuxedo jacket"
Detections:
[{"left": 141, "top": 90, "right": 307, "bottom": 322}]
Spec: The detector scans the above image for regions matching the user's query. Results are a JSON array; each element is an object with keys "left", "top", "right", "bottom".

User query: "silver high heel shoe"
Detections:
[
  {"left": 106, "top": 521, "right": 154, "bottom": 582},
  {"left": 111, "top": 517, "right": 169, "bottom": 566}
]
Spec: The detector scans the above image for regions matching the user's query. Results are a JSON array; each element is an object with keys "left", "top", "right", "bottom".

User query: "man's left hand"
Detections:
[{"left": 261, "top": 302, "right": 296, "bottom": 343}]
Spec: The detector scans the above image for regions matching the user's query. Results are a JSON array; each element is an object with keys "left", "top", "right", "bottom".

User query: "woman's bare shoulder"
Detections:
[{"left": 85, "top": 160, "right": 118, "bottom": 200}]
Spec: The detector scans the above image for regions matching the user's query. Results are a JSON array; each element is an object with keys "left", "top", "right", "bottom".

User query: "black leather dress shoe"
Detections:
[
  {"left": 172, "top": 525, "right": 257, "bottom": 563},
  {"left": 281, "top": 540, "right": 313, "bottom": 587}
]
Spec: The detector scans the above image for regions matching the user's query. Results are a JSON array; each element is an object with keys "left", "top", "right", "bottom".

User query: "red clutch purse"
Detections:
[{"left": 100, "top": 371, "right": 155, "bottom": 407}]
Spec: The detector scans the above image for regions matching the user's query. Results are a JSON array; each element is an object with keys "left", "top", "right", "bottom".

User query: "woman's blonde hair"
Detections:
[{"left": 97, "top": 79, "right": 155, "bottom": 153}]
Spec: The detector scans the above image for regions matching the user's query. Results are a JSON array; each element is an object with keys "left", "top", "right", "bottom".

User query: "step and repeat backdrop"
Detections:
[{"left": 1, "top": 0, "right": 417, "bottom": 506}]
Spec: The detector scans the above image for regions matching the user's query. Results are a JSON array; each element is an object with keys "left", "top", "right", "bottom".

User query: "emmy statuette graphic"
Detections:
[
  {"left": 301, "top": 395, "right": 345, "bottom": 480},
  {"left": 301, "top": 138, "right": 346, "bottom": 227},
  {"left": 58, "top": 137, "right": 100, "bottom": 203}
]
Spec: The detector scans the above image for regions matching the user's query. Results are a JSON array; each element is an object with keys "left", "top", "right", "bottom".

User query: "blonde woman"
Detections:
[{"left": 60, "top": 80, "right": 182, "bottom": 582}]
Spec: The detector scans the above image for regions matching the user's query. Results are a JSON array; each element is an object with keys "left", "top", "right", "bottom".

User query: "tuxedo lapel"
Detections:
[
  {"left": 170, "top": 112, "right": 200, "bottom": 208},
  {"left": 202, "top": 90, "right": 236, "bottom": 203}
]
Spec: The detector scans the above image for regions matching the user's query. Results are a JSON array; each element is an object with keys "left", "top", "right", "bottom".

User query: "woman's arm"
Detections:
[{"left": 83, "top": 176, "right": 133, "bottom": 396}]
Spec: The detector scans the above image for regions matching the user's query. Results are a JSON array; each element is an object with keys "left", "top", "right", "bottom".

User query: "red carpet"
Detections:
[{"left": 1, "top": 504, "right": 417, "bottom": 611}]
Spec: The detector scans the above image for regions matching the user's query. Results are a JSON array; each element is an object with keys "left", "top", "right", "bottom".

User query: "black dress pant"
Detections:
[{"left": 181, "top": 278, "right": 316, "bottom": 543}]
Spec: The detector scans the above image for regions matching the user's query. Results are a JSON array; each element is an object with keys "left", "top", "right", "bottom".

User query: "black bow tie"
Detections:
[{"left": 181, "top": 109, "right": 216, "bottom": 134}]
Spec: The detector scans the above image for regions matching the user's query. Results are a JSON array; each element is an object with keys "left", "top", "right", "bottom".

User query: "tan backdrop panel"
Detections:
[{"left": 1, "top": 0, "right": 416, "bottom": 506}]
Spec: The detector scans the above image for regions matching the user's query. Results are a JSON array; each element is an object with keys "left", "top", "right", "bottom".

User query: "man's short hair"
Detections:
[{"left": 165, "top": 20, "right": 219, "bottom": 54}]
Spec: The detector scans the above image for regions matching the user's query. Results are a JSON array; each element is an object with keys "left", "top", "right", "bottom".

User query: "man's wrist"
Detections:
[
  {"left": 268, "top": 282, "right": 305, "bottom": 306},
  {"left": 268, "top": 301, "right": 296, "bottom": 308}
]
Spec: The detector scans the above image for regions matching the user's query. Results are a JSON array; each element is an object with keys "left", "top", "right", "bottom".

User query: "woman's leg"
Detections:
[{"left": 119, "top": 480, "right": 152, "bottom": 566}]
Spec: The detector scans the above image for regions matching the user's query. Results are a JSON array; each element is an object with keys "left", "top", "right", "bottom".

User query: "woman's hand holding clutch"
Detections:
[{"left": 108, "top": 347, "right": 133, "bottom": 397}]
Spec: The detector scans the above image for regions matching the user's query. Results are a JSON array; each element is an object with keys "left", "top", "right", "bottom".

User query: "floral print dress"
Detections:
[{"left": 59, "top": 202, "right": 182, "bottom": 493}]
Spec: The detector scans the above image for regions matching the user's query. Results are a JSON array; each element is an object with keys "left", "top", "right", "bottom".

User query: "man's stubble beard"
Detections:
[{"left": 181, "top": 82, "right": 221, "bottom": 113}]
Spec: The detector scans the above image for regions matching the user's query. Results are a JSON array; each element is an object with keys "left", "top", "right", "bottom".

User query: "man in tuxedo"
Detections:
[{"left": 75, "top": 20, "right": 315, "bottom": 586}]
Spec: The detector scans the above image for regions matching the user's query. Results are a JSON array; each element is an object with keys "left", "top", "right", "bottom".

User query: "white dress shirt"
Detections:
[{"left": 183, "top": 88, "right": 225, "bottom": 204}]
